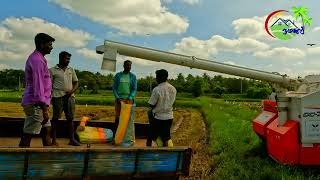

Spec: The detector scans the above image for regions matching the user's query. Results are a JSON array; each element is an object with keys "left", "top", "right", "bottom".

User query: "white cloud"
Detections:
[
  {"left": 0, "top": 27, "right": 11, "bottom": 43},
  {"left": 312, "top": 26, "right": 320, "bottom": 32},
  {"left": 254, "top": 47, "right": 305, "bottom": 60},
  {"left": 182, "top": 0, "right": 200, "bottom": 5},
  {"left": 50, "top": 0, "right": 189, "bottom": 35},
  {"left": 161, "top": 0, "right": 200, "bottom": 5},
  {"left": 173, "top": 36, "right": 216, "bottom": 59},
  {"left": 161, "top": 0, "right": 173, "bottom": 3},
  {"left": 77, "top": 48, "right": 102, "bottom": 61},
  {"left": 173, "top": 35, "right": 269, "bottom": 59},
  {"left": 293, "top": 61, "right": 303, "bottom": 66},
  {"left": 0, "top": 50, "right": 23, "bottom": 61},
  {"left": 209, "top": 35, "right": 270, "bottom": 53},
  {"left": 0, "top": 17, "right": 94, "bottom": 68},
  {"left": 232, "top": 16, "right": 269, "bottom": 40},
  {"left": 3, "top": 17, "right": 93, "bottom": 48},
  {"left": 307, "top": 47, "right": 320, "bottom": 55},
  {"left": 0, "top": 64, "right": 10, "bottom": 70}
]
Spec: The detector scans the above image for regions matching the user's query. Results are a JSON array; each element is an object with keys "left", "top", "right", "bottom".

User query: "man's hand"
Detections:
[
  {"left": 127, "top": 99, "right": 133, "bottom": 104},
  {"left": 42, "top": 110, "right": 49, "bottom": 125},
  {"left": 117, "top": 98, "right": 133, "bottom": 104},
  {"left": 122, "top": 99, "right": 133, "bottom": 104},
  {"left": 36, "top": 102, "right": 49, "bottom": 125},
  {"left": 65, "top": 91, "right": 73, "bottom": 97}
]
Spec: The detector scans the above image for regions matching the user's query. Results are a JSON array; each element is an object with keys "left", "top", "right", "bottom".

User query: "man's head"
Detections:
[
  {"left": 123, "top": 60, "right": 132, "bottom": 73},
  {"left": 156, "top": 69, "right": 168, "bottom": 84},
  {"left": 34, "top": 33, "right": 55, "bottom": 55},
  {"left": 59, "top": 51, "right": 72, "bottom": 67}
]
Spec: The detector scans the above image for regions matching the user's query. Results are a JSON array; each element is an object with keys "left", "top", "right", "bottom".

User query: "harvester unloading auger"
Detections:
[{"left": 96, "top": 40, "right": 320, "bottom": 165}]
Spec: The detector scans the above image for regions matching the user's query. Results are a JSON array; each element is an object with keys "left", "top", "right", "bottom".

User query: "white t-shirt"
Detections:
[
  {"left": 50, "top": 65, "right": 78, "bottom": 98},
  {"left": 148, "top": 82, "right": 177, "bottom": 120}
]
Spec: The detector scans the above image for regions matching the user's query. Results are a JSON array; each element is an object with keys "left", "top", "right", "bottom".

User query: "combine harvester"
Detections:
[{"left": 96, "top": 40, "right": 320, "bottom": 165}]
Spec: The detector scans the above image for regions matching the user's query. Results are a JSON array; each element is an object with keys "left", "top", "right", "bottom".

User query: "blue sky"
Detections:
[{"left": 1, "top": 0, "right": 320, "bottom": 78}]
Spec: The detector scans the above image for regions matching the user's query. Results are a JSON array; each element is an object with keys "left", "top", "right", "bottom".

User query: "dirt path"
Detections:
[{"left": 172, "top": 109, "right": 211, "bottom": 180}]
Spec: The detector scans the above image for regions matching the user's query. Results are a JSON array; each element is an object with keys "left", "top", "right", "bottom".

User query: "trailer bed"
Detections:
[
  {"left": 0, "top": 137, "right": 148, "bottom": 148},
  {"left": 0, "top": 117, "right": 192, "bottom": 179},
  {"left": 0, "top": 144, "right": 191, "bottom": 180}
]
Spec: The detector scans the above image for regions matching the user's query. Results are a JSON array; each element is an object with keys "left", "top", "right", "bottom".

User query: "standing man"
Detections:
[
  {"left": 269, "top": 88, "right": 277, "bottom": 102},
  {"left": 148, "top": 69, "right": 176, "bottom": 147},
  {"left": 112, "top": 60, "right": 137, "bottom": 134},
  {"left": 19, "top": 33, "right": 55, "bottom": 147},
  {"left": 50, "top": 51, "right": 80, "bottom": 146}
]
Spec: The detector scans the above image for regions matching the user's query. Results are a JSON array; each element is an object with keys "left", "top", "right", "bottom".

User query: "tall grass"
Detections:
[{"left": 200, "top": 97, "right": 320, "bottom": 180}]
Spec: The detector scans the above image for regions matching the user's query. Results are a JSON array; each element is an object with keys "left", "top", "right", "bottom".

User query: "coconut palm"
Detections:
[
  {"left": 291, "top": 6, "right": 311, "bottom": 27},
  {"left": 292, "top": 6, "right": 308, "bottom": 19},
  {"left": 304, "top": 17, "right": 312, "bottom": 27}
]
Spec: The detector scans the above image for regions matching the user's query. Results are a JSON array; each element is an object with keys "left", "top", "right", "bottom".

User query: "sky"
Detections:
[{"left": 0, "top": 0, "right": 320, "bottom": 79}]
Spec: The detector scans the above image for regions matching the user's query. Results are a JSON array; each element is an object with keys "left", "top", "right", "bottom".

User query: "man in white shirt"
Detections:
[
  {"left": 269, "top": 88, "right": 277, "bottom": 101},
  {"left": 147, "top": 69, "right": 177, "bottom": 147},
  {"left": 50, "top": 51, "right": 80, "bottom": 146}
]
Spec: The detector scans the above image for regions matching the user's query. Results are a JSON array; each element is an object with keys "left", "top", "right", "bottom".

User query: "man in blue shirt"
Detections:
[{"left": 112, "top": 60, "right": 137, "bottom": 134}]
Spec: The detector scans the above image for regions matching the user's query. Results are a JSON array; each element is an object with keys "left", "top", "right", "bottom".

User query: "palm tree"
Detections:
[
  {"left": 304, "top": 17, "right": 313, "bottom": 27},
  {"left": 292, "top": 6, "right": 308, "bottom": 20},
  {"left": 291, "top": 6, "right": 312, "bottom": 27}
]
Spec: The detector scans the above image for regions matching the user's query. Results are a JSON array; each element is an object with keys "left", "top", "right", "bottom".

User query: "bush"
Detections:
[
  {"left": 212, "top": 93, "right": 222, "bottom": 98},
  {"left": 192, "top": 79, "right": 203, "bottom": 97},
  {"left": 246, "top": 87, "right": 271, "bottom": 99},
  {"left": 213, "top": 86, "right": 226, "bottom": 97}
]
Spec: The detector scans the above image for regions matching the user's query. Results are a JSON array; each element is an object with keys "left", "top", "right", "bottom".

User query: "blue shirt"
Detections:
[{"left": 112, "top": 72, "right": 137, "bottom": 100}]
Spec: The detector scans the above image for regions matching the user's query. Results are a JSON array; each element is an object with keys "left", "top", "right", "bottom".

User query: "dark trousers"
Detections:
[
  {"left": 154, "top": 118, "right": 173, "bottom": 143},
  {"left": 52, "top": 96, "right": 75, "bottom": 121},
  {"left": 51, "top": 96, "right": 76, "bottom": 141},
  {"left": 146, "top": 110, "right": 155, "bottom": 146},
  {"left": 146, "top": 110, "right": 173, "bottom": 146}
]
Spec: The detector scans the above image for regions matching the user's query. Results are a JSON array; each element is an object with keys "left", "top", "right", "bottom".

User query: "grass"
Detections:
[
  {"left": 200, "top": 97, "right": 320, "bottom": 179},
  {"left": 222, "top": 94, "right": 262, "bottom": 102},
  {"left": 0, "top": 91, "right": 200, "bottom": 108}
]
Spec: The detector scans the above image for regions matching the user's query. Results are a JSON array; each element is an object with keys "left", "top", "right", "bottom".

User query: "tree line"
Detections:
[{"left": 0, "top": 69, "right": 272, "bottom": 98}]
